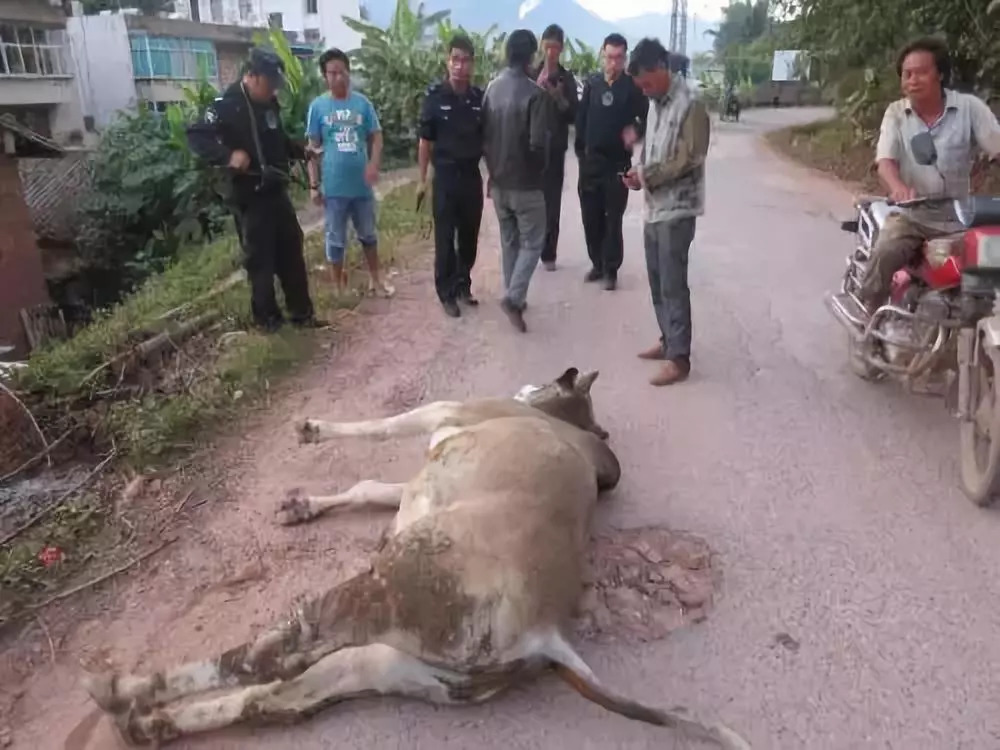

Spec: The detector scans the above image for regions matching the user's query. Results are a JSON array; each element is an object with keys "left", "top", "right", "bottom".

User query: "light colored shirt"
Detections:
[
  {"left": 875, "top": 88, "right": 1000, "bottom": 201},
  {"left": 306, "top": 90, "right": 381, "bottom": 199},
  {"left": 636, "top": 76, "right": 711, "bottom": 224}
]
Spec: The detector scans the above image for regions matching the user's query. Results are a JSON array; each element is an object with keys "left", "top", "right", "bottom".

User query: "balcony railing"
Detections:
[{"left": 0, "top": 24, "right": 70, "bottom": 78}]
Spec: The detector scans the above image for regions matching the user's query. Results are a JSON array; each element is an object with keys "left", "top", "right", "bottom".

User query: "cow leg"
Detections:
[
  {"left": 297, "top": 401, "right": 462, "bottom": 443},
  {"left": 83, "top": 604, "right": 322, "bottom": 716},
  {"left": 123, "top": 644, "right": 461, "bottom": 745},
  {"left": 276, "top": 480, "right": 404, "bottom": 525}
]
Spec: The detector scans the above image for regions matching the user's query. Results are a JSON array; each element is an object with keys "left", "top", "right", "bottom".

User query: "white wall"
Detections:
[
  {"left": 262, "top": 0, "right": 361, "bottom": 51},
  {"left": 66, "top": 14, "right": 138, "bottom": 130}
]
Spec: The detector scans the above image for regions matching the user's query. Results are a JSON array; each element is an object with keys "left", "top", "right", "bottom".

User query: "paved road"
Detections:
[{"left": 39, "top": 106, "right": 1000, "bottom": 749}]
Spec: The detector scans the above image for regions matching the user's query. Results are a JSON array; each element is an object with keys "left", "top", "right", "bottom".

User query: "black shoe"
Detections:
[
  {"left": 543, "top": 260, "right": 557, "bottom": 271},
  {"left": 254, "top": 318, "right": 284, "bottom": 334},
  {"left": 585, "top": 268, "right": 602, "bottom": 283},
  {"left": 442, "top": 299, "right": 461, "bottom": 318},
  {"left": 457, "top": 289, "right": 479, "bottom": 306},
  {"left": 602, "top": 274, "right": 617, "bottom": 291},
  {"left": 500, "top": 298, "right": 527, "bottom": 332}
]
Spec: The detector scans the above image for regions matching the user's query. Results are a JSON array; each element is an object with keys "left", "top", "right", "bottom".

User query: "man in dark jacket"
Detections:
[
  {"left": 482, "top": 29, "right": 550, "bottom": 332},
  {"left": 533, "top": 23, "right": 578, "bottom": 271},
  {"left": 186, "top": 48, "right": 320, "bottom": 332},
  {"left": 575, "top": 33, "right": 648, "bottom": 290}
]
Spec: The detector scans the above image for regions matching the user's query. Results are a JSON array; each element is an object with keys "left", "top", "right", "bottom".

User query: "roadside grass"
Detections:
[
  {"left": 766, "top": 117, "right": 1000, "bottom": 195},
  {"left": 0, "top": 181, "right": 430, "bottom": 628}
]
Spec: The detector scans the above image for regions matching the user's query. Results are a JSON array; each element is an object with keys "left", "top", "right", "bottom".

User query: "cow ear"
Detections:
[
  {"left": 576, "top": 370, "right": 599, "bottom": 393},
  {"left": 555, "top": 367, "right": 579, "bottom": 390}
]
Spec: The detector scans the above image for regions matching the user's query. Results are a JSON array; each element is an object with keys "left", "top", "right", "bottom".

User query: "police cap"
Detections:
[{"left": 247, "top": 47, "right": 286, "bottom": 90}]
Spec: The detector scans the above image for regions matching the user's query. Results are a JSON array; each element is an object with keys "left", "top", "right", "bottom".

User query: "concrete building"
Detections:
[
  {"left": 0, "top": 114, "right": 60, "bottom": 357},
  {"left": 173, "top": 0, "right": 361, "bottom": 51},
  {"left": 0, "top": 0, "right": 87, "bottom": 144},
  {"left": 68, "top": 11, "right": 256, "bottom": 127}
]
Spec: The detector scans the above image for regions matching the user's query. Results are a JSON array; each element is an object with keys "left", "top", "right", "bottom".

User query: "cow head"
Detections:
[{"left": 514, "top": 367, "right": 609, "bottom": 440}]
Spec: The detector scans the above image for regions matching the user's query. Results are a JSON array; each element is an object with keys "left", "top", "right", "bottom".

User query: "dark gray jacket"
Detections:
[{"left": 482, "top": 67, "right": 550, "bottom": 191}]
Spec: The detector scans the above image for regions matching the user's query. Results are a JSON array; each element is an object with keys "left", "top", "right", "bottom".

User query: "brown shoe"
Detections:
[
  {"left": 650, "top": 359, "right": 690, "bottom": 386},
  {"left": 637, "top": 342, "right": 666, "bottom": 360}
]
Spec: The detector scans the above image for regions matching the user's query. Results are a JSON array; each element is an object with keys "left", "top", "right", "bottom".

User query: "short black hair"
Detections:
[
  {"left": 449, "top": 34, "right": 475, "bottom": 58},
  {"left": 627, "top": 37, "right": 669, "bottom": 75},
  {"left": 602, "top": 33, "right": 627, "bottom": 51},
  {"left": 896, "top": 36, "right": 951, "bottom": 84},
  {"left": 319, "top": 47, "right": 350, "bottom": 74},
  {"left": 541, "top": 24, "right": 565, "bottom": 45},
  {"left": 506, "top": 29, "right": 538, "bottom": 67}
]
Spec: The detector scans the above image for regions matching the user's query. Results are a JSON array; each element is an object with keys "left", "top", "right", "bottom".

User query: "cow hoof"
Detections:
[
  {"left": 297, "top": 419, "right": 320, "bottom": 444},
  {"left": 81, "top": 671, "right": 121, "bottom": 713},
  {"left": 276, "top": 488, "right": 315, "bottom": 525}
]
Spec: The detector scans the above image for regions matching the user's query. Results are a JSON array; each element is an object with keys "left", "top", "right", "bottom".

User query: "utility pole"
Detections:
[
  {"left": 669, "top": 0, "right": 679, "bottom": 52},
  {"left": 678, "top": 0, "right": 688, "bottom": 56},
  {"left": 668, "top": 0, "right": 689, "bottom": 57}
]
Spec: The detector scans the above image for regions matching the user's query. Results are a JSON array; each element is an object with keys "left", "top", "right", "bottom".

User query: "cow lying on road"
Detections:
[{"left": 82, "top": 367, "right": 749, "bottom": 749}]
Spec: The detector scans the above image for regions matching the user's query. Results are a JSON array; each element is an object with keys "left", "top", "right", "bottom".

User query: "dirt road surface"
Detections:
[{"left": 11, "top": 107, "right": 1000, "bottom": 749}]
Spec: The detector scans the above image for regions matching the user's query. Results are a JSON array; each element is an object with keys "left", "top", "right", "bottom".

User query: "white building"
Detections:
[{"left": 172, "top": 0, "right": 361, "bottom": 51}]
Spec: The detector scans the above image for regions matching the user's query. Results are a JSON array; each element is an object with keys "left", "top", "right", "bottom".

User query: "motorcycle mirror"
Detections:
[{"left": 910, "top": 131, "right": 938, "bottom": 166}]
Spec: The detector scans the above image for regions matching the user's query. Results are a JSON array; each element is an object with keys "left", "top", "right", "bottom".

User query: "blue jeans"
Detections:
[{"left": 324, "top": 196, "right": 377, "bottom": 264}]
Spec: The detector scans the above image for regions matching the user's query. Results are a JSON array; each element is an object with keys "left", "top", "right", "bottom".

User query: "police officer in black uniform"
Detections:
[
  {"left": 575, "top": 33, "right": 648, "bottom": 291},
  {"left": 186, "top": 48, "right": 321, "bottom": 332},
  {"left": 417, "top": 34, "right": 485, "bottom": 318}
]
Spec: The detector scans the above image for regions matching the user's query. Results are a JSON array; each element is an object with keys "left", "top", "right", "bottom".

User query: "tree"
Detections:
[{"left": 564, "top": 38, "right": 599, "bottom": 78}]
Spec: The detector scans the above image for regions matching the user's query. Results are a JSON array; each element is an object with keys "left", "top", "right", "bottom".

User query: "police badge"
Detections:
[
  {"left": 265, "top": 110, "right": 279, "bottom": 129},
  {"left": 601, "top": 90, "right": 614, "bottom": 107}
]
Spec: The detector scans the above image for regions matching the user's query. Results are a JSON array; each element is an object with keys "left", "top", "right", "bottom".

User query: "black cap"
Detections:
[{"left": 247, "top": 47, "right": 286, "bottom": 90}]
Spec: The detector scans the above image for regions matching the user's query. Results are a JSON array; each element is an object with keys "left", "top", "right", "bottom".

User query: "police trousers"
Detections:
[
  {"left": 578, "top": 160, "right": 629, "bottom": 277},
  {"left": 433, "top": 166, "right": 483, "bottom": 302},
  {"left": 232, "top": 189, "right": 315, "bottom": 328}
]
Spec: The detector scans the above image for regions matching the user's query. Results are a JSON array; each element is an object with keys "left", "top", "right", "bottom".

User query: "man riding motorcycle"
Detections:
[{"left": 857, "top": 36, "right": 1000, "bottom": 317}]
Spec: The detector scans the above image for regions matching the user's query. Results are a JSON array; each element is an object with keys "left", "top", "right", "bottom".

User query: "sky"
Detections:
[{"left": 578, "top": 0, "right": 728, "bottom": 21}]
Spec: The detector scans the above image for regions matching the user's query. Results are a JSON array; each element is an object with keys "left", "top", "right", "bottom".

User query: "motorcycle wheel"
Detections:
[
  {"left": 847, "top": 334, "right": 881, "bottom": 381},
  {"left": 959, "top": 332, "right": 1000, "bottom": 506}
]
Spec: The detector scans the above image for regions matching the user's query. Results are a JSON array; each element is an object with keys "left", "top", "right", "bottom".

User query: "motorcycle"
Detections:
[
  {"left": 720, "top": 92, "right": 740, "bottom": 122},
  {"left": 824, "top": 132, "right": 1000, "bottom": 506}
]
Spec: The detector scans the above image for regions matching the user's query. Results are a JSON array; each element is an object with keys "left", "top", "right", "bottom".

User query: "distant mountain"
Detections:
[{"left": 362, "top": 0, "right": 718, "bottom": 56}]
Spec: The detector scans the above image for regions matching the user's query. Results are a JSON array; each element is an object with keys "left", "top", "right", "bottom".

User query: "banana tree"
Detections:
[
  {"left": 342, "top": 0, "right": 450, "bottom": 162},
  {"left": 565, "top": 38, "right": 598, "bottom": 78}
]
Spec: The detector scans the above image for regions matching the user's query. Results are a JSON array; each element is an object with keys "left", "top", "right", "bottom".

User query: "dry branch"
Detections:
[
  {"left": 0, "top": 425, "right": 74, "bottom": 485},
  {"left": 28, "top": 537, "right": 177, "bottom": 612},
  {"left": 0, "top": 451, "right": 116, "bottom": 547},
  {"left": 155, "top": 270, "right": 246, "bottom": 322},
  {"left": 0, "top": 380, "right": 51, "bottom": 470},
  {"left": 78, "top": 311, "right": 221, "bottom": 389}
]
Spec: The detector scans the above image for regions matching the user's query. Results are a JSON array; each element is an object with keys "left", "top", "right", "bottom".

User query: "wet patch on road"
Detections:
[{"left": 575, "top": 525, "right": 720, "bottom": 643}]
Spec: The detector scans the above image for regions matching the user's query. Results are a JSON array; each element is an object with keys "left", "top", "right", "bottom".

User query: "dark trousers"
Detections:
[
  {"left": 433, "top": 168, "right": 483, "bottom": 302},
  {"left": 232, "top": 189, "right": 315, "bottom": 327},
  {"left": 578, "top": 163, "right": 629, "bottom": 277},
  {"left": 541, "top": 153, "right": 566, "bottom": 264}
]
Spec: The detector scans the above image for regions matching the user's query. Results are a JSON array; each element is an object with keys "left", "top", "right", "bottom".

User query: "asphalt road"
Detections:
[{"left": 32, "top": 105, "right": 1000, "bottom": 750}]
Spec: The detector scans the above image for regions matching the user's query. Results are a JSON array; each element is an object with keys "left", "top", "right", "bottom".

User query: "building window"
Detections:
[
  {"left": 238, "top": 0, "right": 254, "bottom": 20},
  {"left": 268, "top": 12, "right": 283, "bottom": 29},
  {"left": 0, "top": 25, "right": 68, "bottom": 77},
  {"left": 210, "top": 0, "right": 223, "bottom": 23},
  {"left": 304, "top": 28, "right": 321, "bottom": 44},
  {"left": 129, "top": 34, "right": 219, "bottom": 81},
  {"left": 305, "top": 0, "right": 318, "bottom": 13}
]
